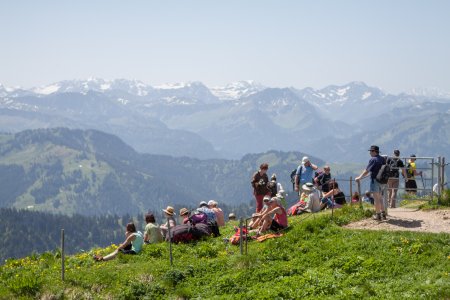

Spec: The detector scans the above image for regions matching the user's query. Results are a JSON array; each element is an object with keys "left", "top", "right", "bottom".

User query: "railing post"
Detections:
[
  {"left": 349, "top": 176, "right": 353, "bottom": 205},
  {"left": 167, "top": 218, "right": 173, "bottom": 266},
  {"left": 239, "top": 218, "right": 243, "bottom": 255},
  {"left": 61, "top": 229, "right": 65, "bottom": 281}
]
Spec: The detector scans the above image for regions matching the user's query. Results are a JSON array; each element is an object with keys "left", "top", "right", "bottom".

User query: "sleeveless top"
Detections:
[
  {"left": 274, "top": 206, "right": 288, "bottom": 228},
  {"left": 131, "top": 231, "right": 144, "bottom": 253}
]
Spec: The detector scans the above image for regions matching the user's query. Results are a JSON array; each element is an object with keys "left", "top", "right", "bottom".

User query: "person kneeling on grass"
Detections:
[
  {"left": 94, "top": 222, "right": 144, "bottom": 261},
  {"left": 256, "top": 197, "right": 288, "bottom": 235}
]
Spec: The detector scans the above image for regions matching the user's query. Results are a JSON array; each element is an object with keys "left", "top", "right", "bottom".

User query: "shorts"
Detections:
[
  {"left": 270, "top": 219, "right": 285, "bottom": 232},
  {"left": 119, "top": 249, "right": 137, "bottom": 255},
  {"left": 405, "top": 179, "right": 417, "bottom": 192},
  {"left": 370, "top": 179, "right": 383, "bottom": 193}
]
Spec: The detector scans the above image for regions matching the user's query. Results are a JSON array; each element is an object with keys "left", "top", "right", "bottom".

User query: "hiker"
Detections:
[
  {"left": 355, "top": 145, "right": 386, "bottom": 221},
  {"left": 294, "top": 156, "right": 319, "bottom": 195},
  {"left": 93, "top": 222, "right": 143, "bottom": 261},
  {"left": 320, "top": 181, "right": 346, "bottom": 210},
  {"left": 351, "top": 192, "right": 360, "bottom": 203},
  {"left": 228, "top": 213, "right": 236, "bottom": 221},
  {"left": 405, "top": 154, "right": 422, "bottom": 195},
  {"left": 179, "top": 208, "right": 190, "bottom": 224},
  {"left": 249, "top": 196, "right": 271, "bottom": 228},
  {"left": 386, "top": 149, "right": 407, "bottom": 208},
  {"left": 257, "top": 197, "right": 288, "bottom": 235},
  {"left": 198, "top": 201, "right": 220, "bottom": 236},
  {"left": 251, "top": 163, "right": 271, "bottom": 212},
  {"left": 268, "top": 173, "right": 284, "bottom": 197},
  {"left": 208, "top": 200, "right": 225, "bottom": 227},
  {"left": 289, "top": 182, "right": 321, "bottom": 215},
  {"left": 160, "top": 206, "right": 177, "bottom": 238},
  {"left": 362, "top": 191, "right": 374, "bottom": 205},
  {"left": 143, "top": 213, "right": 163, "bottom": 244},
  {"left": 314, "top": 165, "right": 332, "bottom": 194}
]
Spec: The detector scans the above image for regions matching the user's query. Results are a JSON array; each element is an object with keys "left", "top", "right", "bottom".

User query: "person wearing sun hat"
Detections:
[
  {"left": 179, "top": 208, "right": 190, "bottom": 224},
  {"left": 355, "top": 145, "right": 386, "bottom": 221},
  {"left": 159, "top": 206, "right": 177, "bottom": 238}
]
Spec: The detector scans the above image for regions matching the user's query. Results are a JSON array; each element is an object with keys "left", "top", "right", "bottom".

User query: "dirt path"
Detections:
[{"left": 344, "top": 208, "right": 450, "bottom": 234}]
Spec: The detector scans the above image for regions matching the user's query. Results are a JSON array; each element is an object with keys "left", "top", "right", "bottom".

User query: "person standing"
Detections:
[
  {"left": 251, "top": 163, "right": 271, "bottom": 213},
  {"left": 355, "top": 145, "right": 386, "bottom": 221},
  {"left": 294, "top": 156, "right": 318, "bottom": 195},
  {"left": 405, "top": 154, "right": 422, "bottom": 195},
  {"left": 386, "top": 149, "right": 406, "bottom": 208},
  {"left": 314, "top": 165, "right": 332, "bottom": 194}
]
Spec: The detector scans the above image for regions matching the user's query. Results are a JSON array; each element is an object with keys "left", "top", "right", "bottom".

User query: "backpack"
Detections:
[
  {"left": 189, "top": 211, "right": 208, "bottom": 225},
  {"left": 166, "top": 224, "right": 194, "bottom": 243},
  {"left": 191, "top": 223, "right": 211, "bottom": 239},
  {"left": 290, "top": 166, "right": 302, "bottom": 189},
  {"left": 376, "top": 158, "right": 391, "bottom": 184}
]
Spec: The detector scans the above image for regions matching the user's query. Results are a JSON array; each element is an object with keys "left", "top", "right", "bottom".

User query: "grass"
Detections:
[{"left": 1, "top": 205, "right": 449, "bottom": 299}]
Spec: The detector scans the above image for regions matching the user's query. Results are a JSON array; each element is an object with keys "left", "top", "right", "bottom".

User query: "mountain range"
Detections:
[
  {"left": 1, "top": 78, "right": 449, "bottom": 162},
  {"left": 0, "top": 128, "right": 324, "bottom": 216}
]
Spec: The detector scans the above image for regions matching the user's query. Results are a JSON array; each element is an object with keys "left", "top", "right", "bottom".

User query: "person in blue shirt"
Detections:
[
  {"left": 294, "top": 156, "right": 318, "bottom": 195},
  {"left": 355, "top": 145, "right": 386, "bottom": 221}
]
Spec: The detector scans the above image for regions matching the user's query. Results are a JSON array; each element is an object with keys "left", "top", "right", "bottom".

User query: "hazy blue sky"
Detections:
[{"left": 1, "top": 1, "right": 449, "bottom": 93}]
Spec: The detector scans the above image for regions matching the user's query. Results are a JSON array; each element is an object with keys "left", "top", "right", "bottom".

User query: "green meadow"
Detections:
[{"left": 1, "top": 205, "right": 449, "bottom": 299}]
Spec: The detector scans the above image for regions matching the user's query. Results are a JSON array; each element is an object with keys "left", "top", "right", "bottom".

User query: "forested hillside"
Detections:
[
  {"left": 0, "top": 128, "right": 325, "bottom": 216},
  {"left": 0, "top": 208, "right": 125, "bottom": 263}
]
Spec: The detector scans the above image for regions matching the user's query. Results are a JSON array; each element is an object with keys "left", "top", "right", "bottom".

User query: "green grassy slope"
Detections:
[{"left": 1, "top": 206, "right": 449, "bottom": 299}]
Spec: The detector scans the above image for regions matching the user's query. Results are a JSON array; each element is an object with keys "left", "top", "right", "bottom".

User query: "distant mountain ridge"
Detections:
[
  {"left": 0, "top": 128, "right": 323, "bottom": 216},
  {"left": 1, "top": 78, "right": 449, "bottom": 161}
]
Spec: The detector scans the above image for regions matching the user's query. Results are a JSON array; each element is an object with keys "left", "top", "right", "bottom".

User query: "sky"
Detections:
[{"left": 0, "top": 0, "right": 449, "bottom": 93}]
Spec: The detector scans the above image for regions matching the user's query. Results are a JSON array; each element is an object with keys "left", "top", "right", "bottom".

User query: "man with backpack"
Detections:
[
  {"left": 355, "top": 145, "right": 387, "bottom": 221},
  {"left": 405, "top": 154, "right": 422, "bottom": 195},
  {"left": 294, "top": 156, "right": 318, "bottom": 195},
  {"left": 314, "top": 165, "right": 332, "bottom": 194},
  {"left": 386, "top": 149, "right": 407, "bottom": 208}
]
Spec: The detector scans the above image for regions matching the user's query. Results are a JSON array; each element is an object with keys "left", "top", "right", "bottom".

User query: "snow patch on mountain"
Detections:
[{"left": 210, "top": 81, "right": 266, "bottom": 100}]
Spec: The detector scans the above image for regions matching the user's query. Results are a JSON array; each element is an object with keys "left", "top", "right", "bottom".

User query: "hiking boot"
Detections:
[
  {"left": 373, "top": 213, "right": 382, "bottom": 221},
  {"left": 381, "top": 211, "right": 387, "bottom": 220}
]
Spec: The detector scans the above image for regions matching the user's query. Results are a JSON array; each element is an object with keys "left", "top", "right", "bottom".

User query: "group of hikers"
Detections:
[
  {"left": 93, "top": 200, "right": 230, "bottom": 261},
  {"left": 94, "top": 145, "right": 424, "bottom": 261}
]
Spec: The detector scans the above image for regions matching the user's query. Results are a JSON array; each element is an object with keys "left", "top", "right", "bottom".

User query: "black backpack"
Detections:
[
  {"left": 290, "top": 166, "right": 302, "bottom": 190},
  {"left": 376, "top": 158, "right": 391, "bottom": 184}
]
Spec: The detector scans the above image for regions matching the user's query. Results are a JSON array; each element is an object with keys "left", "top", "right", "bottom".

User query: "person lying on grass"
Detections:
[
  {"left": 256, "top": 197, "right": 288, "bottom": 235},
  {"left": 94, "top": 222, "right": 144, "bottom": 261}
]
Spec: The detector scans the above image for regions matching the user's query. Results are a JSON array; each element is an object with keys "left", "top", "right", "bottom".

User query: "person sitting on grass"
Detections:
[
  {"left": 249, "top": 195, "right": 271, "bottom": 229},
  {"left": 144, "top": 213, "right": 163, "bottom": 244},
  {"left": 288, "top": 183, "right": 321, "bottom": 215},
  {"left": 256, "top": 197, "right": 288, "bottom": 235},
  {"left": 160, "top": 206, "right": 177, "bottom": 238},
  {"left": 362, "top": 191, "right": 375, "bottom": 205},
  {"left": 179, "top": 208, "right": 190, "bottom": 224},
  {"left": 351, "top": 192, "right": 360, "bottom": 203},
  {"left": 94, "top": 222, "right": 143, "bottom": 261},
  {"left": 320, "top": 181, "right": 346, "bottom": 210}
]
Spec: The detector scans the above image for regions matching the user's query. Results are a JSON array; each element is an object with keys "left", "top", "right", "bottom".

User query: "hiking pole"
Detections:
[
  {"left": 239, "top": 218, "right": 243, "bottom": 255},
  {"left": 331, "top": 178, "right": 335, "bottom": 221},
  {"left": 420, "top": 173, "right": 425, "bottom": 192}
]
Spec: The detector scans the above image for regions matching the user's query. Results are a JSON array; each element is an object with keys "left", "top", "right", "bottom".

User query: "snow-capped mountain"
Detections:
[
  {"left": 1, "top": 78, "right": 449, "bottom": 161},
  {"left": 32, "top": 78, "right": 152, "bottom": 96},
  {"left": 408, "top": 87, "right": 450, "bottom": 99},
  {"left": 209, "top": 80, "right": 266, "bottom": 100}
]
